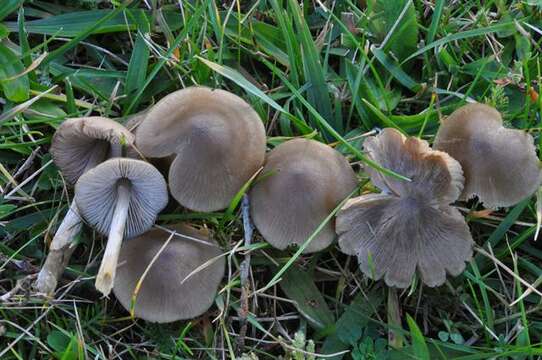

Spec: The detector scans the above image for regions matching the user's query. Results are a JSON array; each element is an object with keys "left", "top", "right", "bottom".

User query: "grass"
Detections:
[{"left": 1, "top": 0, "right": 542, "bottom": 359}]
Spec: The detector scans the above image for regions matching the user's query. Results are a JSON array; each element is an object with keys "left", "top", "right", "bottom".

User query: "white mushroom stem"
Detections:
[
  {"left": 95, "top": 180, "right": 132, "bottom": 296},
  {"left": 35, "top": 202, "right": 82, "bottom": 294},
  {"left": 49, "top": 202, "right": 82, "bottom": 251},
  {"left": 36, "top": 149, "right": 105, "bottom": 295}
]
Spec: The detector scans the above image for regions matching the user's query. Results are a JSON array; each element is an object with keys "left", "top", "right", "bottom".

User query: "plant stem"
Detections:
[
  {"left": 236, "top": 194, "right": 253, "bottom": 354},
  {"left": 95, "top": 180, "right": 131, "bottom": 296}
]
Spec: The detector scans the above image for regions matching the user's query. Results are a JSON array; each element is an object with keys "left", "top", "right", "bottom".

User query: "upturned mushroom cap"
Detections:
[
  {"left": 250, "top": 138, "right": 358, "bottom": 253},
  {"left": 336, "top": 128, "right": 473, "bottom": 288},
  {"left": 135, "top": 87, "right": 266, "bottom": 212},
  {"left": 434, "top": 103, "right": 542, "bottom": 208},
  {"left": 51, "top": 117, "right": 134, "bottom": 185},
  {"left": 74, "top": 158, "right": 168, "bottom": 238},
  {"left": 113, "top": 224, "right": 225, "bottom": 323}
]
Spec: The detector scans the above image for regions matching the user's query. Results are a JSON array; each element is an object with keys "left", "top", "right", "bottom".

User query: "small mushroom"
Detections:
[
  {"left": 113, "top": 224, "right": 225, "bottom": 323},
  {"left": 250, "top": 139, "right": 357, "bottom": 253},
  {"left": 51, "top": 117, "right": 135, "bottom": 184},
  {"left": 36, "top": 117, "right": 134, "bottom": 295},
  {"left": 75, "top": 158, "right": 168, "bottom": 296},
  {"left": 336, "top": 128, "right": 473, "bottom": 288},
  {"left": 135, "top": 86, "right": 266, "bottom": 212},
  {"left": 434, "top": 103, "right": 542, "bottom": 208}
]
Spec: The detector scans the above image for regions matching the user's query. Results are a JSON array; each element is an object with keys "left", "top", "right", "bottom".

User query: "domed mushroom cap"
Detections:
[
  {"left": 113, "top": 224, "right": 225, "bottom": 323},
  {"left": 74, "top": 158, "right": 168, "bottom": 239},
  {"left": 51, "top": 117, "right": 135, "bottom": 185},
  {"left": 250, "top": 139, "right": 357, "bottom": 253},
  {"left": 135, "top": 87, "right": 266, "bottom": 212},
  {"left": 434, "top": 103, "right": 542, "bottom": 208},
  {"left": 336, "top": 128, "right": 473, "bottom": 288}
]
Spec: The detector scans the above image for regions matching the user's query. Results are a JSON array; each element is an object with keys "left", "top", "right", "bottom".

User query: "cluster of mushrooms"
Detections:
[{"left": 36, "top": 86, "right": 542, "bottom": 323}]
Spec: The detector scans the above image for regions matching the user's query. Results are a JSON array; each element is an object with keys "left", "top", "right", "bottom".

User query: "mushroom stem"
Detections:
[
  {"left": 36, "top": 201, "right": 82, "bottom": 295},
  {"left": 110, "top": 143, "right": 122, "bottom": 158},
  {"left": 95, "top": 180, "right": 132, "bottom": 296},
  {"left": 50, "top": 201, "right": 82, "bottom": 251},
  {"left": 36, "top": 153, "right": 103, "bottom": 296},
  {"left": 387, "top": 287, "right": 404, "bottom": 349}
]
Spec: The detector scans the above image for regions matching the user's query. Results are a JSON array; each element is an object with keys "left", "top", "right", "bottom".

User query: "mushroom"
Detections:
[
  {"left": 250, "top": 138, "right": 357, "bottom": 253},
  {"left": 135, "top": 86, "right": 266, "bottom": 212},
  {"left": 113, "top": 224, "right": 225, "bottom": 323},
  {"left": 36, "top": 117, "right": 134, "bottom": 295},
  {"left": 336, "top": 128, "right": 473, "bottom": 288},
  {"left": 75, "top": 158, "right": 168, "bottom": 296},
  {"left": 434, "top": 103, "right": 542, "bottom": 208}
]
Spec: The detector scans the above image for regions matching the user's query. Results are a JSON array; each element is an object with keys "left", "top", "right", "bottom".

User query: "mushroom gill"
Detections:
[{"left": 336, "top": 128, "right": 473, "bottom": 288}]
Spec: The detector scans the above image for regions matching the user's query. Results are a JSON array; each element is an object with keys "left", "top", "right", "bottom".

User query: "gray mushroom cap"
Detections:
[
  {"left": 250, "top": 138, "right": 358, "bottom": 253},
  {"left": 51, "top": 117, "right": 134, "bottom": 185},
  {"left": 113, "top": 224, "right": 225, "bottom": 323},
  {"left": 336, "top": 128, "right": 473, "bottom": 288},
  {"left": 74, "top": 158, "right": 168, "bottom": 239},
  {"left": 434, "top": 103, "right": 542, "bottom": 208},
  {"left": 135, "top": 87, "right": 266, "bottom": 212}
]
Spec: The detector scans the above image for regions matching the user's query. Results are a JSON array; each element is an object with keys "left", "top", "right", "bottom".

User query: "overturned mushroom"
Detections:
[
  {"left": 36, "top": 117, "right": 134, "bottom": 295},
  {"left": 113, "top": 224, "right": 225, "bottom": 323},
  {"left": 250, "top": 139, "right": 357, "bottom": 253},
  {"left": 135, "top": 87, "right": 266, "bottom": 212},
  {"left": 434, "top": 103, "right": 542, "bottom": 208},
  {"left": 75, "top": 158, "right": 168, "bottom": 296},
  {"left": 336, "top": 128, "right": 473, "bottom": 288}
]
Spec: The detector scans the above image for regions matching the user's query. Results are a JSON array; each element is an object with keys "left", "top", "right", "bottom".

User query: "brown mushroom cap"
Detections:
[
  {"left": 434, "top": 103, "right": 542, "bottom": 208},
  {"left": 75, "top": 158, "right": 168, "bottom": 239},
  {"left": 364, "top": 128, "right": 464, "bottom": 203},
  {"left": 135, "top": 87, "right": 266, "bottom": 212},
  {"left": 113, "top": 224, "right": 225, "bottom": 323},
  {"left": 250, "top": 138, "right": 358, "bottom": 253},
  {"left": 336, "top": 128, "right": 473, "bottom": 288},
  {"left": 51, "top": 117, "right": 134, "bottom": 185}
]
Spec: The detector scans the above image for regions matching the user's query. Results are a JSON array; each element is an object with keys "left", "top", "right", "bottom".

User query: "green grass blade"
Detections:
[
  {"left": 404, "top": 22, "right": 515, "bottom": 63},
  {"left": 124, "top": 5, "right": 205, "bottom": 115},
  {"left": 406, "top": 314, "right": 430, "bottom": 360},
  {"left": 123, "top": 11, "right": 150, "bottom": 111},
  {"left": 0, "top": 0, "right": 23, "bottom": 21},
  {"left": 197, "top": 56, "right": 313, "bottom": 134},
  {"left": 42, "top": 2, "right": 134, "bottom": 67},
  {"left": 261, "top": 58, "right": 411, "bottom": 182},
  {"left": 288, "top": 0, "right": 338, "bottom": 135},
  {"left": 0, "top": 43, "right": 29, "bottom": 102},
  {"left": 426, "top": 0, "right": 445, "bottom": 44}
]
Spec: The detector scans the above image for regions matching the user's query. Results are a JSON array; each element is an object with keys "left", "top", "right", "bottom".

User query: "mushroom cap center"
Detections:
[
  {"left": 468, "top": 135, "right": 493, "bottom": 153},
  {"left": 398, "top": 195, "right": 424, "bottom": 215}
]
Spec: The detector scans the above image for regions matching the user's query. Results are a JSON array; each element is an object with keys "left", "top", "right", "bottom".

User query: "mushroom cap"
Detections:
[
  {"left": 135, "top": 87, "right": 266, "bottom": 212},
  {"left": 250, "top": 138, "right": 358, "bottom": 253},
  {"left": 336, "top": 128, "right": 473, "bottom": 288},
  {"left": 74, "top": 158, "right": 168, "bottom": 239},
  {"left": 51, "top": 117, "right": 135, "bottom": 185},
  {"left": 113, "top": 224, "right": 225, "bottom": 323},
  {"left": 364, "top": 128, "right": 464, "bottom": 203},
  {"left": 434, "top": 103, "right": 542, "bottom": 208}
]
